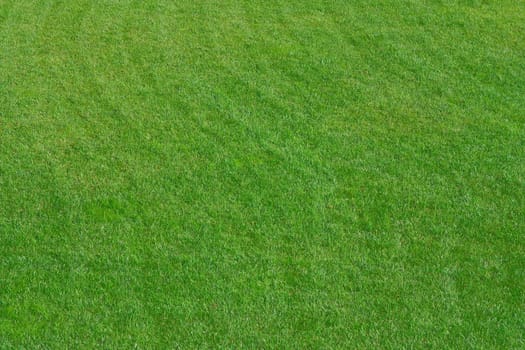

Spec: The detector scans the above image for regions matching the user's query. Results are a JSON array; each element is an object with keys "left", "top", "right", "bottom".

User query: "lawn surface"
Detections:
[{"left": 1, "top": 0, "right": 524, "bottom": 348}]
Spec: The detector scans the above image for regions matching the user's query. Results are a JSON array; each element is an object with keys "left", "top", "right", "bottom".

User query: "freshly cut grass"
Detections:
[{"left": 1, "top": 0, "right": 524, "bottom": 348}]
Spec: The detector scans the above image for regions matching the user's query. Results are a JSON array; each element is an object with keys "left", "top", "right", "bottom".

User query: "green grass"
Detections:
[{"left": 1, "top": 0, "right": 524, "bottom": 348}]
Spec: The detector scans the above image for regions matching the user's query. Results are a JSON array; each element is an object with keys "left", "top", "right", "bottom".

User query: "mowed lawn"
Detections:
[{"left": 1, "top": 0, "right": 524, "bottom": 348}]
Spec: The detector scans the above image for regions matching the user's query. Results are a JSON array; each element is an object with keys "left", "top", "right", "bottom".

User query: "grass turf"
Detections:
[{"left": 1, "top": 0, "right": 524, "bottom": 348}]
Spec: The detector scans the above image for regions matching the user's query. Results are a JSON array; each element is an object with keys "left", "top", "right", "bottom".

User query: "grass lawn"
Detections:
[{"left": 1, "top": 0, "right": 524, "bottom": 348}]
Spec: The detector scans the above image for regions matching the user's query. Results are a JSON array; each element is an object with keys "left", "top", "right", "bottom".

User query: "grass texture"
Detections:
[{"left": 1, "top": 0, "right": 524, "bottom": 348}]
